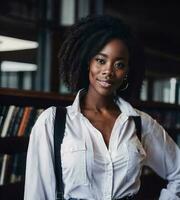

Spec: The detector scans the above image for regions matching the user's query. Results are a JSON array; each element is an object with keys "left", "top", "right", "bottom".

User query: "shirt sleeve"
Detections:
[
  {"left": 142, "top": 113, "right": 180, "bottom": 200},
  {"left": 24, "top": 107, "right": 56, "bottom": 200}
]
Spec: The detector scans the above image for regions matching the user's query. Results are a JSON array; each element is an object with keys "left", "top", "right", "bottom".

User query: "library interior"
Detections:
[{"left": 0, "top": 1, "right": 180, "bottom": 200}]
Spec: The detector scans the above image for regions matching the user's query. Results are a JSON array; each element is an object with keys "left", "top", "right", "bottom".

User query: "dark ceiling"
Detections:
[
  {"left": 1, "top": 0, "right": 179, "bottom": 57},
  {"left": 104, "top": 1, "right": 180, "bottom": 75},
  {"left": 104, "top": 1, "right": 180, "bottom": 57},
  {"left": 0, "top": 0, "right": 180, "bottom": 75}
]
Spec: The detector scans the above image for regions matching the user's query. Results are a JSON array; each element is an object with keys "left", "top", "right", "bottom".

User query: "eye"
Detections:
[
  {"left": 95, "top": 58, "right": 106, "bottom": 65},
  {"left": 114, "top": 62, "right": 126, "bottom": 69}
]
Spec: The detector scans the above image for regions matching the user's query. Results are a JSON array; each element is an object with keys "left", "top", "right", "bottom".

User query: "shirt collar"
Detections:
[
  {"left": 68, "top": 89, "right": 86, "bottom": 119},
  {"left": 116, "top": 97, "right": 140, "bottom": 117},
  {"left": 68, "top": 89, "right": 139, "bottom": 119}
]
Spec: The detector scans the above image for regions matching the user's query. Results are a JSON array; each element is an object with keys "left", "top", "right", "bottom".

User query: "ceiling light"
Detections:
[
  {"left": 0, "top": 35, "right": 38, "bottom": 51},
  {"left": 1, "top": 61, "right": 37, "bottom": 72}
]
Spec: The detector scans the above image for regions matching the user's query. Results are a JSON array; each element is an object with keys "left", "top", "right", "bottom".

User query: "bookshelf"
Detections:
[
  {"left": 131, "top": 100, "right": 180, "bottom": 199},
  {"left": 0, "top": 88, "right": 74, "bottom": 200},
  {"left": 0, "top": 88, "right": 180, "bottom": 200},
  {"left": 0, "top": 88, "right": 73, "bottom": 107},
  {"left": 134, "top": 100, "right": 180, "bottom": 145}
]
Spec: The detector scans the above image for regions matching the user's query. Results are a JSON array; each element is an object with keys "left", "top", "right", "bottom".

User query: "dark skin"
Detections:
[
  {"left": 80, "top": 39, "right": 129, "bottom": 147},
  {"left": 81, "top": 94, "right": 121, "bottom": 147}
]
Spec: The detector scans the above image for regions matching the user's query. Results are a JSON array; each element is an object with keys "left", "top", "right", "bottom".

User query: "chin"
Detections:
[
  {"left": 88, "top": 83, "right": 117, "bottom": 97},
  {"left": 96, "top": 87, "right": 115, "bottom": 97}
]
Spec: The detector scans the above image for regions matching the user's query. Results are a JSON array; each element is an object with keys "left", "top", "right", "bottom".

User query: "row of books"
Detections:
[
  {"left": 140, "top": 78, "right": 178, "bottom": 104},
  {"left": 0, "top": 105, "right": 44, "bottom": 138},
  {"left": 0, "top": 105, "right": 44, "bottom": 185},
  {"left": 0, "top": 153, "right": 26, "bottom": 185},
  {"left": 1, "top": 71, "right": 33, "bottom": 90}
]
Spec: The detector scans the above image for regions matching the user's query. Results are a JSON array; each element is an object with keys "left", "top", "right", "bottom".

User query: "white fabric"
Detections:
[{"left": 24, "top": 90, "right": 180, "bottom": 200}]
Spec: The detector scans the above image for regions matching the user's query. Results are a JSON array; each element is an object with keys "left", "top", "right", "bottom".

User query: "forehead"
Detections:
[{"left": 100, "top": 39, "right": 129, "bottom": 59}]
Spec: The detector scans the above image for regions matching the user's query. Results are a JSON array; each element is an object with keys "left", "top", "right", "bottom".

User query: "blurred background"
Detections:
[
  {"left": 0, "top": 1, "right": 180, "bottom": 200},
  {"left": 0, "top": 0, "right": 180, "bottom": 103}
]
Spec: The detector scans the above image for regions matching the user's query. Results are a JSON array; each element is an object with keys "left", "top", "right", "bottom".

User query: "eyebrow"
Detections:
[{"left": 97, "top": 53, "right": 125, "bottom": 60}]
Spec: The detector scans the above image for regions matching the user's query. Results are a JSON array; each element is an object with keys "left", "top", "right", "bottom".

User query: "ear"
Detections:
[{"left": 118, "top": 74, "right": 129, "bottom": 91}]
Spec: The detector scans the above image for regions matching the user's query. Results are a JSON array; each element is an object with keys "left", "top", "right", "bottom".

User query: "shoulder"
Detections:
[
  {"left": 135, "top": 109, "right": 155, "bottom": 125},
  {"left": 27, "top": 107, "right": 56, "bottom": 149},
  {"left": 33, "top": 106, "right": 56, "bottom": 127},
  {"left": 118, "top": 97, "right": 155, "bottom": 127},
  {"left": 135, "top": 109, "right": 162, "bottom": 137},
  {"left": 117, "top": 97, "right": 159, "bottom": 136}
]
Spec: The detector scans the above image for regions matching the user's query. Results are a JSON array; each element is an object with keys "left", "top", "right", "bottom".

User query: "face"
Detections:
[{"left": 88, "top": 39, "right": 129, "bottom": 96}]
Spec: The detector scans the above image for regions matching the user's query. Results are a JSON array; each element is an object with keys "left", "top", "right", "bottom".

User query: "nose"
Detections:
[{"left": 102, "top": 62, "right": 114, "bottom": 77}]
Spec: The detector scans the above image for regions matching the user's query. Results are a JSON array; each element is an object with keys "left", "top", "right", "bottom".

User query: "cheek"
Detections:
[
  {"left": 89, "top": 71, "right": 93, "bottom": 84},
  {"left": 89, "top": 70, "right": 97, "bottom": 86},
  {"left": 89, "top": 63, "right": 100, "bottom": 80},
  {"left": 116, "top": 71, "right": 126, "bottom": 81}
]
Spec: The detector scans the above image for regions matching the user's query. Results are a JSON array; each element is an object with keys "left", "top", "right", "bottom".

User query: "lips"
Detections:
[{"left": 97, "top": 79, "right": 113, "bottom": 88}]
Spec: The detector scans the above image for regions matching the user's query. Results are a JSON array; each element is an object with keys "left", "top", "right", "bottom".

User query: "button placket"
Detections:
[{"left": 104, "top": 156, "right": 113, "bottom": 200}]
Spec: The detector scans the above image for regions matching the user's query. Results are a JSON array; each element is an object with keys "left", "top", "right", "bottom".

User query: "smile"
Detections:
[{"left": 97, "top": 80, "right": 113, "bottom": 88}]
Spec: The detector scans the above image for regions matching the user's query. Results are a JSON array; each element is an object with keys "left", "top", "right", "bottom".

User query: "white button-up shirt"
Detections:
[{"left": 24, "top": 90, "right": 180, "bottom": 200}]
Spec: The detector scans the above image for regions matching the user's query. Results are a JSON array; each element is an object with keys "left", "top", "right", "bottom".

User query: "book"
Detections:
[
  {"left": 7, "top": 106, "right": 20, "bottom": 136},
  {"left": 0, "top": 154, "right": 13, "bottom": 185},
  {"left": 17, "top": 107, "right": 33, "bottom": 137},
  {"left": 12, "top": 107, "right": 25, "bottom": 136},
  {"left": 0, "top": 154, "right": 4, "bottom": 178},
  {"left": 1, "top": 106, "right": 16, "bottom": 137},
  {"left": 0, "top": 106, "right": 4, "bottom": 127},
  {"left": 24, "top": 108, "right": 37, "bottom": 136},
  {"left": 10, "top": 153, "right": 26, "bottom": 183},
  {"left": 0, "top": 106, "right": 9, "bottom": 133}
]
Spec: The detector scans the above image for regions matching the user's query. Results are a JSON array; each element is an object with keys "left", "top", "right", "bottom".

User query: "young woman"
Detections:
[{"left": 24, "top": 15, "right": 180, "bottom": 200}]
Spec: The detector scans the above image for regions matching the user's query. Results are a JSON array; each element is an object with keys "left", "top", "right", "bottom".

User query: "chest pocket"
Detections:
[
  {"left": 61, "top": 140, "right": 88, "bottom": 187},
  {"left": 126, "top": 137, "right": 146, "bottom": 180}
]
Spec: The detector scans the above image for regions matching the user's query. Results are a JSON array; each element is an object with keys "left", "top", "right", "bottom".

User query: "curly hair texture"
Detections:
[{"left": 59, "top": 15, "right": 145, "bottom": 100}]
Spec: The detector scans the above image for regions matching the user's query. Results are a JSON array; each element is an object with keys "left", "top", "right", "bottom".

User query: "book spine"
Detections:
[
  {"left": 0, "top": 106, "right": 9, "bottom": 134},
  {"left": 12, "top": 107, "right": 25, "bottom": 136},
  {"left": 0, "top": 154, "right": 12, "bottom": 185},
  {"left": 1, "top": 106, "right": 16, "bottom": 137},
  {"left": 17, "top": 107, "right": 33, "bottom": 137},
  {"left": 7, "top": 107, "right": 20, "bottom": 136}
]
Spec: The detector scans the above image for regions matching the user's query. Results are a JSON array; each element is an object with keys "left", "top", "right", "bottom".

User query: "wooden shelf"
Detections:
[
  {"left": 0, "top": 181, "right": 24, "bottom": 200},
  {"left": 134, "top": 100, "right": 180, "bottom": 110},
  {"left": 0, "top": 137, "right": 29, "bottom": 154},
  {"left": 1, "top": 88, "right": 180, "bottom": 110},
  {"left": 0, "top": 88, "right": 74, "bottom": 107}
]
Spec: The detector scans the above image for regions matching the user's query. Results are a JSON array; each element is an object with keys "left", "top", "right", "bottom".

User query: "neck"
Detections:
[{"left": 81, "top": 89, "right": 117, "bottom": 112}]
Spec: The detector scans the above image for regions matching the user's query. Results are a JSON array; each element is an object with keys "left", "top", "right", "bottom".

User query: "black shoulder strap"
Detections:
[
  {"left": 54, "top": 106, "right": 67, "bottom": 200},
  {"left": 132, "top": 116, "right": 142, "bottom": 141}
]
